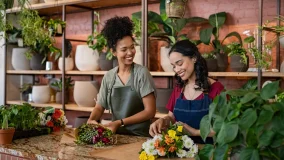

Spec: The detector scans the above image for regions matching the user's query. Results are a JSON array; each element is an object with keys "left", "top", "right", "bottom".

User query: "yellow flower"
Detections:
[
  {"left": 177, "top": 125, "right": 183, "bottom": 132},
  {"left": 148, "top": 155, "right": 156, "bottom": 160},
  {"left": 139, "top": 151, "right": 148, "bottom": 160},
  {"left": 168, "top": 130, "right": 176, "bottom": 139},
  {"left": 174, "top": 136, "right": 180, "bottom": 141}
]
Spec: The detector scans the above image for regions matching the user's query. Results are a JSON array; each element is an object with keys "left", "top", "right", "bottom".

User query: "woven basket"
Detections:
[{"left": 166, "top": 0, "right": 188, "bottom": 18}]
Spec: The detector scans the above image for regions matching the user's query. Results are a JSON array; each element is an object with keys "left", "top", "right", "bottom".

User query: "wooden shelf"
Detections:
[
  {"left": 6, "top": 100, "right": 62, "bottom": 109},
  {"left": 6, "top": 70, "right": 62, "bottom": 75},
  {"left": 6, "top": 0, "right": 159, "bottom": 15},
  {"left": 66, "top": 71, "right": 106, "bottom": 75}
]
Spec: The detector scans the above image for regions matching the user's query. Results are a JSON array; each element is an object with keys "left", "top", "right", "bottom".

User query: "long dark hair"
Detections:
[{"left": 169, "top": 40, "right": 210, "bottom": 92}]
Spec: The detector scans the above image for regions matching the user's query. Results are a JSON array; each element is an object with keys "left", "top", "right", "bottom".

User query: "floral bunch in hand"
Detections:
[
  {"left": 38, "top": 107, "right": 68, "bottom": 132},
  {"left": 139, "top": 123, "right": 198, "bottom": 160},
  {"left": 75, "top": 123, "right": 114, "bottom": 147}
]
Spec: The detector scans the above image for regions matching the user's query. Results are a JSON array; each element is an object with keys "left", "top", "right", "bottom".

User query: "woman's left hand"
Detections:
[{"left": 104, "top": 120, "right": 121, "bottom": 134}]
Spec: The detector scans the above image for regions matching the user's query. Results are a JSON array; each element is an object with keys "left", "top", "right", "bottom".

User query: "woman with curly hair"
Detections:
[
  {"left": 87, "top": 16, "right": 156, "bottom": 137},
  {"left": 149, "top": 40, "right": 224, "bottom": 143}
]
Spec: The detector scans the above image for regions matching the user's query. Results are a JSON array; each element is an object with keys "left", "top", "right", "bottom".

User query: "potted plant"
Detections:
[
  {"left": 202, "top": 52, "right": 217, "bottom": 72},
  {"left": 165, "top": 0, "right": 188, "bottom": 18},
  {"left": 19, "top": 9, "right": 61, "bottom": 70},
  {"left": 58, "top": 40, "right": 74, "bottom": 71},
  {"left": 51, "top": 77, "right": 74, "bottom": 104},
  {"left": 262, "top": 15, "right": 284, "bottom": 47},
  {"left": 0, "top": 106, "right": 15, "bottom": 144},
  {"left": 227, "top": 42, "right": 249, "bottom": 72},
  {"left": 198, "top": 81, "right": 284, "bottom": 160},
  {"left": 19, "top": 83, "right": 33, "bottom": 101},
  {"left": 198, "top": 12, "right": 242, "bottom": 71},
  {"left": 47, "top": 18, "right": 66, "bottom": 37}
]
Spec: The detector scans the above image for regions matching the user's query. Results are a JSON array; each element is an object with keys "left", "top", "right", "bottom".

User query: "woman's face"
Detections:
[
  {"left": 169, "top": 52, "right": 196, "bottom": 81},
  {"left": 113, "top": 36, "right": 136, "bottom": 66}
]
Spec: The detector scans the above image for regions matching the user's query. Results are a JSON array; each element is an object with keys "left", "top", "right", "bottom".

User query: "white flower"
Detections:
[
  {"left": 40, "top": 120, "right": 46, "bottom": 126},
  {"left": 145, "top": 139, "right": 155, "bottom": 149},
  {"left": 186, "top": 151, "right": 195, "bottom": 158},
  {"left": 142, "top": 142, "right": 147, "bottom": 149},
  {"left": 157, "top": 149, "right": 166, "bottom": 156},
  {"left": 153, "top": 134, "right": 162, "bottom": 142},
  {"left": 176, "top": 149, "right": 187, "bottom": 158},
  {"left": 182, "top": 135, "right": 188, "bottom": 141},
  {"left": 145, "top": 147, "right": 158, "bottom": 156},
  {"left": 190, "top": 144, "right": 198, "bottom": 154},
  {"left": 47, "top": 116, "right": 51, "bottom": 121},
  {"left": 183, "top": 137, "right": 194, "bottom": 149}
]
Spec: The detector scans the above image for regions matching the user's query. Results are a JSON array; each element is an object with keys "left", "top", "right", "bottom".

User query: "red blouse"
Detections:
[{"left": 166, "top": 81, "right": 224, "bottom": 112}]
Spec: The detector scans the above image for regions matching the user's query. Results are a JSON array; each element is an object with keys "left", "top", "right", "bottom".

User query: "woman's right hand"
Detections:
[
  {"left": 149, "top": 118, "right": 166, "bottom": 137},
  {"left": 87, "top": 119, "right": 99, "bottom": 124}
]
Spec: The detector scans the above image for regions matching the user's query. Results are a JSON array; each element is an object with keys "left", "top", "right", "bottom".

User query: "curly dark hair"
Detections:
[
  {"left": 101, "top": 16, "right": 134, "bottom": 52},
  {"left": 169, "top": 40, "right": 210, "bottom": 92}
]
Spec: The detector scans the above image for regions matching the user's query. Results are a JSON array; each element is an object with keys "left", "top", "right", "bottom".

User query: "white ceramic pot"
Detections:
[
  {"left": 11, "top": 48, "right": 30, "bottom": 70},
  {"left": 32, "top": 85, "right": 50, "bottom": 103},
  {"left": 75, "top": 45, "right": 99, "bottom": 71},
  {"left": 58, "top": 57, "right": 74, "bottom": 71},
  {"left": 133, "top": 45, "right": 143, "bottom": 65},
  {"left": 160, "top": 46, "right": 172, "bottom": 72},
  {"left": 74, "top": 81, "right": 100, "bottom": 107}
]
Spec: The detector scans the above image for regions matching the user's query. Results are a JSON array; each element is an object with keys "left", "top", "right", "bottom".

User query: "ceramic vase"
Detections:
[
  {"left": 160, "top": 46, "right": 172, "bottom": 72},
  {"left": 133, "top": 46, "right": 143, "bottom": 65},
  {"left": 74, "top": 81, "right": 100, "bottom": 107},
  {"left": 32, "top": 85, "right": 50, "bottom": 103},
  {"left": 99, "top": 52, "right": 113, "bottom": 71},
  {"left": 58, "top": 57, "right": 74, "bottom": 71},
  {"left": 30, "top": 54, "right": 46, "bottom": 70},
  {"left": 230, "top": 55, "right": 249, "bottom": 72},
  {"left": 11, "top": 48, "right": 30, "bottom": 70},
  {"left": 216, "top": 53, "right": 228, "bottom": 71},
  {"left": 75, "top": 45, "right": 99, "bottom": 71},
  {"left": 205, "top": 59, "right": 218, "bottom": 72}
]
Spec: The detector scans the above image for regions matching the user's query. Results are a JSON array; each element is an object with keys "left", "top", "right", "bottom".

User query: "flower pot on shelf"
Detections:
[
  {"left": 74, "top": 81, "right": 100, "bottom": 107},
  {"left": 99, "top": 52, "right": 113, "bottom": 71},
  {"left": 205, "top": 59, "right": 218, "bottom": 72},
  {"left": 216, "top": 53, "right": 228, "bottom": 71},
  {"left": 75, "top": 45, "right": 99, "bottom": 71},
  {"left": 55, "top": 91, "right": 69, "bottom": 104},
  {"left": 160, "top": 46, "right": 172, "bottom": 72},
  {"left": 58, "top": 57, "right": 74, "bottom": 71},
  {"left": 30, "top": 54, "right": 46, "bottom": 70},
  {"left": 230, "top": 55, "right": 249, "bottom": 72},
  {"left": 32, "top": 85, "right": 50, "bottom": 104},
  {"left": 11, "top": 48, "right": 30, "bottom": 70},
  {"left": 0, "top": 128, "right": 15, "bottom": 144}
]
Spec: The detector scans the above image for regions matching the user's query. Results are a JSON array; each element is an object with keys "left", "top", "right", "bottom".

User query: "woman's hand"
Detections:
[
  {"left": 177, "top": 121, "right": 200, "bottom": 136},
  {"left": 87, "top": 119, "right": 99, "bottom": 125},
  {"left": 149, "top": 118, "right": 167, "bottom": 137},
  {"left": 104, "top": 120, "right": 121, "bottom": 134}
]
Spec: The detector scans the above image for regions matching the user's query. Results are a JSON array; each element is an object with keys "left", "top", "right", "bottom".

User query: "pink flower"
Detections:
[
  {"left": 93, "top": 136, "right": 100, "bottom": 144},
  {"left": 97, "top": 127, "right": 104, "bottom": 135},
  {"left": 102, "top": 137, "right": 110, "bottom": 144}
]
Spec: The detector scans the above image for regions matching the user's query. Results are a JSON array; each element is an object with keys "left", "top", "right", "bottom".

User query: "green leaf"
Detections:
[
  {"left": 229, "top": 132, "right": 244, "bottom": 147},
  {"left": 239, "top": 108, "right": 257, "bottom": 130},
  {"left": 259, "top": 130, "right": 275, "bottom": 148},
  {"left": 271, "top": 133, "right": 284, "bottom": 148},
  {"left": 217, "top": 121, "right": 238, "bottom": 145},
  {"left": 213, "top": 144, "right": 229, "bottom": 160},
  {"left": 209, "top": 12, "right": 226, "bottom": 28},
  {"left": 209, "top": 96, "right": 218, "bottom": 122},
  {"left": 200, "top": 115, "right": 210, "bottom": 142},
  {"left": 272, "top": 113, "right": 284, "bottom": 136},
  {"left": 244, "top": 36, "right": 255, "bottom": 43},
  {"left": 256, "top": 109, "right": 274, "bottom": 125},
  {"left": 260, "top": 81, "right": 279, "bottom": 100},
  {"left": 241, "top": 79, "right": 257, "bottom": 90},
  {"left": 240, "top": 92, "right": 257, "bottom": 104},
  {"left": 246, "top": 128, "right": 258, "bottom": 148},
  {"left": 159, "top": 0, "right": 166, "bottom": 16},
  {"left": 213, "top": 116, "right": 223, "bottom": 133},
  {"left": 200, "top": 28, "right": 213, "bottom": 45},
  {"left": 199, "top": 144, "right": 214, "bottom": 160},
  {"left": 227, "top": 109, "right": 240, "bottom": 121},
  {"left": 226, "top": 89, "right": 248, "bottom": 97},
  {"left": 222, "top": 31, "right": 243, "bottom": 46},
  {"left": 240, "top": 147, "right": 260, "bottom": 160},
  {"left": 218, "top": 92, "right": 228, "bottom": 119}
]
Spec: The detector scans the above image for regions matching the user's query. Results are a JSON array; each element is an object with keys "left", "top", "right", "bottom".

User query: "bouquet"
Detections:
[
  {"left": 75, "top": 123, "right": 115, "bottom": 147},
  {"left": 38, "top": 107, "right": 68, "bottom": 132},
  {"left": 139, "top": 124, "right": 198, "bottom": 160}
]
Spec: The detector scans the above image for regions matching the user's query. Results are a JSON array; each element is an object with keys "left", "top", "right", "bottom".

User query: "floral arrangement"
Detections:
[
  {"left": 38, "top": 107, "right": 68, "bottom": 132},
  {"left": 75, "top": 123, "right": 115, "bottom": 147},
  {"left": 139, "top": 124, "right": 198, "bottom": 160}
]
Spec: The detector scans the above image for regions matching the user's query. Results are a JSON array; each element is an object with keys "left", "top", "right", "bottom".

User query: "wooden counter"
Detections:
[{"left": 0, "top": 130, "right": 196, "bottom": 160}]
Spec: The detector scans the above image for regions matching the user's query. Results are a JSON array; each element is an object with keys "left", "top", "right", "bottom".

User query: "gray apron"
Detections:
[{"left": 107, "top": 65, "right": 150, "bottom": 137}]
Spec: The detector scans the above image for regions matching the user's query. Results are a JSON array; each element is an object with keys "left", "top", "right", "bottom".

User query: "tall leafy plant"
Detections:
[{"left": 198, "top": 81, "right": 284, "bottom": 160}]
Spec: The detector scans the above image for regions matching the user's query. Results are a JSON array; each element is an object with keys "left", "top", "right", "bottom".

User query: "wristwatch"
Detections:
[{"left": 120, "top": 119, "right": 125, "bottom": 127}]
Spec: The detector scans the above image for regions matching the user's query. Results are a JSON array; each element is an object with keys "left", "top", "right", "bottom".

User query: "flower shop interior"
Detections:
[{"left": 0, "top": 0, "right": 284, "bottom": 160}]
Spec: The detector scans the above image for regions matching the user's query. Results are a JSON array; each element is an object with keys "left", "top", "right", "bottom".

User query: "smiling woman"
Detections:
[
  {"left": 87, "top": 16, "right": 157, "bottom": 137},
  {"left": 149, "top": 40, "right": 224, "bottom": 144}
]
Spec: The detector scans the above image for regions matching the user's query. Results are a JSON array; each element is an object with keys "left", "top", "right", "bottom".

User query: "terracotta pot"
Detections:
[
  {"left": 74, "top": 116, "right": 90, "bottom": 128},
  {"left": 0, "top": 128, "right": 15, "bottom": 144},
  {"left": 99, "top": 52, "right": 113, "bottom": 71},
  {"left": 58, "top": 57, "right": 74, "bottom": 71},
  {"left": 205, "top": 59, "right": 218, "bottom": 72},
  {"left": 11, "top": 48, "right": 30, "bottom": 70},
  {"left": 56, "top": 91, "right": 69, "bottom": 104},
  {"left": 133, "top": 45, "right": 143, "bottom": 65},
  {"left": 160, "top": 46, "right": 172, "bottom": 72},
  {"left": 230, "top": 55, "right": 249, "bottom": 72},
  {"left": 216, "top": 53, "right": 228, "bottom": 71},
  {"left": 74, "top": 81, "right": 100, "bottom": 107},
  {"left": 75, "top": 45, "right": 99, "bottom": 71},
  {"left": 156, "top": 88, "right": 173, "bottom": 113},
  {"left": 30, "top": 54, "right": 46, "bottom": 70},
  {"left": 32, "top": 85, "right": 50, "bottom": 103}
]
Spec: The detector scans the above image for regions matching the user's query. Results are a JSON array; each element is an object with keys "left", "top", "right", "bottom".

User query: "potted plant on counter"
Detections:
[
  {"left": 198, "top": 81, "right": 284, "bottom": 160},
  {"left": 0, "top": 106, "right": 15, "bottom": 144},
  {"left": 227, "top": 42, "right": 249, "bottom": 72},
  {"left": 51, "top": 77, "right": 74, "bottom": 104}
]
